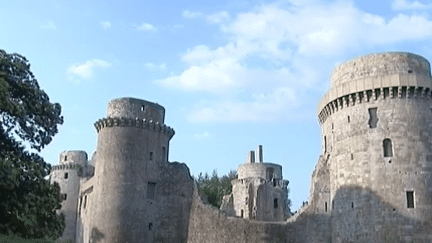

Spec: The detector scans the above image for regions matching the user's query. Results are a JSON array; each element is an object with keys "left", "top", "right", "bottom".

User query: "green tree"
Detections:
[
  {"left": 195, "top": 169, "right": 237, "bottom": 208},
  {"left": 0, "top": 49, "right": 65, "bottom": 240}
]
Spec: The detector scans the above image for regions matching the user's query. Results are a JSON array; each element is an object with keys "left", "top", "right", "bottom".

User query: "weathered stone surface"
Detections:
[{"left": 51, "top": 52, "right": 432, "bottom": 242}]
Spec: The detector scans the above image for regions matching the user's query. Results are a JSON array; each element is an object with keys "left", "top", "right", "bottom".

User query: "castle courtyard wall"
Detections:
[{"left": 187, "top": 185, "right": 331, "bottom": 243}]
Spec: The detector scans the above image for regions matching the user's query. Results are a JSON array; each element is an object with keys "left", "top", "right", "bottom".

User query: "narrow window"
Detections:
[
  {"left": 332, "top": 200, "right": 334, "bottom": 209},
  {"left": 324, "top": 136, "right": 327, "bottom": 153},
  {"left": 348, "top": 116, "right": 350, "bottom": 123},
  {"left": 150, "top": 152, "right": 153, "bottom": 161},
  {"left": 274, "top": 198, "right": 278, "bottom": 209},
  {"left": 147, "top": 182, "right": 156, "bottom": 199},
  {"left": 64, "top": 172, "right": 69, "bottom": 179},
  {"left": 273, "top": 179, "right": 277, "bottom": 187},
  {"left": 64, "top": 155, "right": 67, "bottom": 161},
  {"left": 141, "top": 105, "right": 145, "bottom": 111},
  {"left": 62, "top": 194, "right": 67, "bottom": 200},
  {"left": 351, "top": 202, "right": 354, "bottom": 208},
  {"left": 79, "top": 196, "right": 83, "bottom": 210},
  {"left": 162, "top": 146, "right": 166, "bottom": 162},
  {"left": 241, "top": 210, "right": 244, "bottom": 218},
  {"left": 325, "top": 202, "right": 327, "bottom": 212},
  {"left": 148, "top": 223, "right": 153, "bottom": 231},
  {"left": 351, "top": 153, "right": 353, "bottom": 160},
  {"left": 407, "top": 191, "right": 414, "bottom": 208},
  {"left": 368, "top": 108, "right": 378, "bottom": 128},
  {"left": 84, "top": 195, "right": 87, "bottom": 209},
  {"left": 383, "top": 139, "right": 393, "bottom": 157}
]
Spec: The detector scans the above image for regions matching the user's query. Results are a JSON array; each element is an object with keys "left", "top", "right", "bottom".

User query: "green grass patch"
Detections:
[{"left": 0, "top": 234, "right": 55, "bottom": 243}]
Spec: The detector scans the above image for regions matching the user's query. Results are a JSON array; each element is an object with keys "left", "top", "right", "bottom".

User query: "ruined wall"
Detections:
[
  {"left": 188, "top": 185, "right": 331, "bottom": 243},
  {"left": 318, "top": 52, "right": 432, "bottom": 242}
]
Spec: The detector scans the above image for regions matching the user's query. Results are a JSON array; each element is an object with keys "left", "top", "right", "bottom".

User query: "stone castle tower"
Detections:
[
  {"left": 49, "top": 151, "right": 90, "bottom": 243},
  {"left": 226, "top": 145, "right": 289, "bottom": 221},
  {"left": 50, "top": 52, "right": 432, "bottom": 243},
  {"left": 316, "top": 52, "right": 432, "bottom": 242}
]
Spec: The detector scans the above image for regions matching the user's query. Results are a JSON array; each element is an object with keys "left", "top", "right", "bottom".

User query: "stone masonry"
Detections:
[{"left": 50, "top": 52, "right": 432, "bottom": 242}]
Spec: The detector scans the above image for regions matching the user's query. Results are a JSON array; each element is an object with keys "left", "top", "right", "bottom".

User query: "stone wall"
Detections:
[{"left": 187, "top": 184, "right": 331, "bottom": 243}]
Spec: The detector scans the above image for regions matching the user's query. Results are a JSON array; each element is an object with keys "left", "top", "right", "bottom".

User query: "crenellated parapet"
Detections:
[
  {"left": 318, "top": 52, "right": 432, "bottom": 124},
  {"left": 94, "top": 116, "right": 175, "bottom": 139},
  {"left": 52, "top": 162, "right": 83, "bottom": 171}
]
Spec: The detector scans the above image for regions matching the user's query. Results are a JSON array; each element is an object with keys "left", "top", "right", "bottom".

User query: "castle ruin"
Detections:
[{"left": 50, "top": 52, "right": 432, "bottom": 242}]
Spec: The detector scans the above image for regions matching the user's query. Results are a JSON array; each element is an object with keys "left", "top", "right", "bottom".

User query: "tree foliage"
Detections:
[
  {"left": 0, "top": 49, "right": 65, "bottom": 240},
  {"left": 194, "top": 170, "right": 237, "bottom": 208}
]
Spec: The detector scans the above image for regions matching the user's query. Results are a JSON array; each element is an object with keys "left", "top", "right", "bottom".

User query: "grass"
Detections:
[{"left": 0, "top": 234, "right": 56, "bottom": 243}]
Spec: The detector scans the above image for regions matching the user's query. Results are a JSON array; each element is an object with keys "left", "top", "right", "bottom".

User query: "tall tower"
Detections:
[
  {"left": 317, "top": 52, "right": 432, "bottom": 242},
  {"left": 50, "top": 150, "right": 88, "bottom": 243},
  {"left": 231, "top": 145, "right": 289, "bottom": 221},
  {"left": 91, "top": 97, "right": 176, "bottom": 242}
]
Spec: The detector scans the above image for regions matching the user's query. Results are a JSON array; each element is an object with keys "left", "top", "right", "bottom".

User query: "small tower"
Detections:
[
  {"left": 231, "top": 145, "right": 289, "bottom": 221},
  {"left": 50, "top": 150, "right": 88, "bottom": 243}
]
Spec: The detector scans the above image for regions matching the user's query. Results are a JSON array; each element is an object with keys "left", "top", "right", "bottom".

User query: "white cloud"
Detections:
[
  {"left": 67, "top": 59, "right": 111, "bottom": 81},
  {"left": 182, "top": 10, "right": 203, "bottom": 19},
  {"left": 187, "top": 87, "right": 301, "bottom": 123},
  {"left": 137, "top": 23, "right": 157, "bottom": 31},
  {"left": 101, "top": 21, "right": 111, "bottom": 29},
  {"left": 157, "top": 1, "right": 432, "bottom": 123},
  {"left": 193, "top": 132, "right": 211, "bottom": 140},
  {"left": 392, "top": 0, "right": 432, "bottom": 10},
  {"left": 40, "top": 21, "right": 56, "bottom": 30},
  {"left": 206, "top": 11, "right": 230, "bottom": 23},
  {"left": 144, "top": 62, "right": 167, "bottom": 71}
]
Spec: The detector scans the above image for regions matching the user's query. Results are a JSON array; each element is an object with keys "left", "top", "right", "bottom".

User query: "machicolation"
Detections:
[{"left": 51, "top": 52, "right": 432, "bottom": 243}]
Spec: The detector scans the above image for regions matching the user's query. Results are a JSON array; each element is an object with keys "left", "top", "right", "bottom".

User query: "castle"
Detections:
[{"left": 50, "top": 52, "right": 432, "bottom": 242}]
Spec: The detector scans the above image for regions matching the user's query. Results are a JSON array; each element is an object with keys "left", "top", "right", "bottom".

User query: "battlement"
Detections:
[
  {"left": 93, "top": 116, "right": 175, "bottom": 138},
  {"left": 51, "top": 162, "right": 83, "bottom": 171},
  {"left": 107, "top": 97, "right": 165, "bottom": 124},
  {"left": 317, "top": 52, "right": 432, "bottom": 124}
]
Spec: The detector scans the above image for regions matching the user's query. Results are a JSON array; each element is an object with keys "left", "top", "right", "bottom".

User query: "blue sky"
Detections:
[{"left": 2, "top": 0, "right": 432, "bottom": 211}]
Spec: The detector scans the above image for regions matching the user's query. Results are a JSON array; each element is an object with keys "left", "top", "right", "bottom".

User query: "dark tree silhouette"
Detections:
[{"left": 0, "top": 49, "right": 65, "bottom": 240}]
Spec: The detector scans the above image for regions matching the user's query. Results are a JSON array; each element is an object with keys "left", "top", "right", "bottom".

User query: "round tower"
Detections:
[
  {"left": 232, "top": 146, "right": 289, "bottom": 221},
  {"left": 91, "top": 97, "right": 175, "bottom": 242},
  {"left": 50, "top": 150, "right": 88, "bottom": 243},
  {"left": 318, "top": 52, "right": 432, "bottom": 242}
]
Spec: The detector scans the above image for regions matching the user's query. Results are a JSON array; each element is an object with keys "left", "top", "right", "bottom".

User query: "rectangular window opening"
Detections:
[
  {"left": 274, "top": 198, "right": 278, "bottom": 209},
  {"left": 149, "top": 152, "right": 153, "bottom": 161},
  {"left": 147, "top": 182, "right": 156, "bottom": 199},
  {"left": 332, "top": 200, "right": 334, "bottom": 209},
  {"left": 407, "top": 191, "right": 414, "bottom": 208},
  {"left": 64, "top": 172, "right": 68, "bottom": 179},
  {"left": 368, "top": 108, "right": 378, "bottom": 128},
  {"left": 325, "top": 202, "right": 327, "bottom": 212},
  {"left": 84, "top": 195, "right": 87, "bottom": 209}
]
